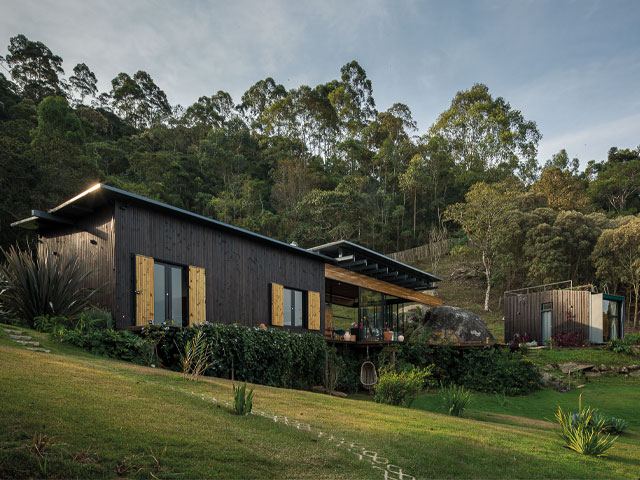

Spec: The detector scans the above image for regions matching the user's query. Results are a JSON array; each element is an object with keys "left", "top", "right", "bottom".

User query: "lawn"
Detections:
[
  {"left": 2, "top": 325, "right": 640, "bottom": 479},
  {"left": 526, "top": 346, "right": 638, "bottom": 367}
]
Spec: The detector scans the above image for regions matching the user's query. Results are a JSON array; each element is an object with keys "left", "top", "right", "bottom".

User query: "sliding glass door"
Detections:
[{"left": 153, "top": 262, "right": 186, "bottom": 326}]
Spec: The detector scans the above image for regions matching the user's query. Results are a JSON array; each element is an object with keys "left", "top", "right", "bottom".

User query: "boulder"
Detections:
[
  {"left": 411, "top": 306, "right": 495, "bottom": 344},
  {"left": 557, "top": 363, "right": 595, "bottom": 374}
]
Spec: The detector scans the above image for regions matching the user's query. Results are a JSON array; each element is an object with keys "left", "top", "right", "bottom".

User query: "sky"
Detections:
[{"left": 1, "top": 0, "right": 639, "bottom": 168}]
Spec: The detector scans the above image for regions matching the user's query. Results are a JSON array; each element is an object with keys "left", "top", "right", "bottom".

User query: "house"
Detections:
[
  {"left": 12, "top": 184, "right": 442, "bottom": 339},
  {"left": 504, "top": 281, "right": 625, "bottom": 345}
]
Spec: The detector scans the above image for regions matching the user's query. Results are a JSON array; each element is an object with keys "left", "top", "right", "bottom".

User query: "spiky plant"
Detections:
[
  {"left": 440, "top": 383, "right": 472, "bottom": 417},
  {"left": 555, "top": 393, "right": 618, "bottom": 456},
  {"left": 0, "top": 244, "right": 97, "bottom": 326},
  {"left": 232, "top": 383, "right": 255, "bottom": 415}
]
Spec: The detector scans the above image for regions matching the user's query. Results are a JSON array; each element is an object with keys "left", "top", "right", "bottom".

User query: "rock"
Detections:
[
  {"left": 630, "top": 370, "right": 640, "bottom": 377},
  {"left": 25, "top": 347, "right": 51, "bottom": 353},
  {"left": 543, "top": 364, "right": 555, "bottom": 371},
  {"left": 3, "top": 329, "right": 24, "bottom": 335},
  {"left": 540, "top": 372, "right": 559, "bottom": 387},
  {"left": 15, "top": 340, "right": 40, "bottom": 347},
  {"left": 558, "top": 363, "right": 595, "bottom": 374},
  {"left": 585, "top": 371, "right": 601, "bottom": 378},
  {"left": 627, "top": 364, "right": 640, "bottom": 372},
  {"left": 599, "top": 364, "right": 608, "bottom": 371},
  {"left": 9, "top": 335, "right": 32, "bottom": 341},
  {"left": 411, "top": 306, "right": 495, "bottom": 344},
  {"left": 620, "top": 367, "right": 629, "bottom": 374}
]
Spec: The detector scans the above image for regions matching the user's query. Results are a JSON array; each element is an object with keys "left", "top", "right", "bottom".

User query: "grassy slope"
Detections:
[
  {"left": 2, "top": 326, "right": 640, "bottom": 479},
  {"left": 413, "top": 253, "right": 505, "bottom": 341}
]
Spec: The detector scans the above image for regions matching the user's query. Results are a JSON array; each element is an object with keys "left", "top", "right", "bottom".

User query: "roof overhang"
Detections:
[
  {"left": 310, "top": 240, "right": 441, "bottom": 291},
  {"left": 12, "top": 183, "right": 332, "bottom": 263}
]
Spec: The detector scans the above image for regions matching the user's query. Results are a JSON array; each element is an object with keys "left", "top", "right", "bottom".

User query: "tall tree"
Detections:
[
  {"left": 593, "top": 219, "right": 640, "bottom": 327},
  {"left": 445, "top": 181, "right": 521, "bottom": 311},
  {"left": 532, "top": 166, "right": 591, "bottom": 212},
  {"left": 69, "top": 63, "right": 98, "bottom": 105},
  {"left": 399, "top": 154, "right": 426, "bottom": 237},
  {"left": 4, "top": 34, "right": 66, "bottom": 102},
  {"left": 430, "top": 83, "right": 541, "bottom": 183},
  {"left": 588, "top": 147, "right": 640, "bottom": 214}
]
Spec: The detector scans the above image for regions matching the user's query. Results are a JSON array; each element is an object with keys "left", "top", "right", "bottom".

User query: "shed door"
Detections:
[
  {"left": 271, "top": 283, "right": 284, "bottom": 326},
  {"left": 188, "top": 266, "right": 206, "bottom": 326},
  {"left": 135, "top": 254, "right": 155, "bottom": 326},
  {"left": 541, "top": 302, "right": 552, "bottom": 344}
]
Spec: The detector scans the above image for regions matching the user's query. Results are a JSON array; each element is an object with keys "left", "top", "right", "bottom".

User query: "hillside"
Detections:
[
  {"left": 413, "top": 252, "right": 505, "bottom": 341},
  {"left": 2, "top": 326, "right": 640, "bottom": 479}
]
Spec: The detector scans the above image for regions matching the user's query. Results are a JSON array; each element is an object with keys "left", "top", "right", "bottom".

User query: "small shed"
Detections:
[{"left": 504, "top": 281, "right": 625, "bottom": 345}]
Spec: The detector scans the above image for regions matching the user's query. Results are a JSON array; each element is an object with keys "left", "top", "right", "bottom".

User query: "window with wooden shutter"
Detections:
[
  {"left": 308, "top": 291, "right": 321, "bottom": 330},
  {"left": 135, "top": 254, "right": 154, "bottom": 326},
  {"left": 188, "top": 266, "right": 206, "bottom": 326},
  {"left": 271, "top": 283, "right": 284, "bottom": 326}
]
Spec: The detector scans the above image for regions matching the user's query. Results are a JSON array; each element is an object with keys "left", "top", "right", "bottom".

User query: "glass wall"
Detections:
[
  {"left": 603, "top": 299, "right": 621, "bottom": 342},
  {"left": 153, "top": 262, "right": 186, "bottom": 326},
  {"left": 360, "top": 288, "right": 384, "bottom": 340}
]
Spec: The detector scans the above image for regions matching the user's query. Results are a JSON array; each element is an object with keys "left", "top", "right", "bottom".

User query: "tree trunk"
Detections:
[
  {"left": 413, "top": 190, "right": 417, "bottom": 238},
  {"left": 482, "top": 250, "right": 491, "bottom": 312},
  {"left": 634, "top": 282, "right": 639, "bottom": 328}
]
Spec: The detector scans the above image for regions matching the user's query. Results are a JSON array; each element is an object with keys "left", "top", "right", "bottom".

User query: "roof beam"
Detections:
[
  {"left": 325, "top": 264, "right": 443, "bottom": 306},
  {"left": 341, "top": 259, "right": 367, "bottom": 269},
  {"left": 31, "top": 210, "right": 75, "bottom": 225},
  {"left": 335, "top": 255, "right": 355, "bottom": 263}
]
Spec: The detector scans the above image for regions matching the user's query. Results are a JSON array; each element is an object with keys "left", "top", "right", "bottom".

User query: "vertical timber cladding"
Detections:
[
  {"left": 504, "top": 289, "right": 591, "bottom": 344},
  {"left": 114, "top": 202, "right": 325, "bottom": 329},
  {"left": 188, "top": 266, "right": 206, "bottom": 326},
  {"left": 135, "top": 254, "right": 154, "bottom": 326},
  {"left": 38, "top": 205, "right": 116, "bottom": 314}
]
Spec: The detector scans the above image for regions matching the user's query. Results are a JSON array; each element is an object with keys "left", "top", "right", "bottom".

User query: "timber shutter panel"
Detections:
[
  {"left": 189, "top": 266, "right": 206, "bottom": 326},
  {"left": 135, "top": 255, "right": 154, "bottom": 326},
  {"left": 271, "top": 283, "right": 284, "bottom": 326},
  {"left": 308, "top": 291, "right": 321, "bottom": 330}
]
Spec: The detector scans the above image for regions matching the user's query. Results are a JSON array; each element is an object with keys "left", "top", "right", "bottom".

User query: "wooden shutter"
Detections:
[
  {"left": 308, "top": 291, "right": 321, "bottom": 330},
  {"left": 135, "top": 254, "right": 154, "bottom": 326},
  {"left": 188, "top": 266, "right": 206, "bottom": 326},
  {"left": 271, "top": 283, "right": 284, "bottom": 326}
]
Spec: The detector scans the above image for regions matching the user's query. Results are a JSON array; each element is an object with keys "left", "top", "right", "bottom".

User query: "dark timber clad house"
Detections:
[{"left": 12, "top": 184, "right": 442, "bottom": 338}]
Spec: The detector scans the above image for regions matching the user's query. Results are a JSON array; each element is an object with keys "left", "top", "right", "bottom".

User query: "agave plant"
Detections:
[
  {"left": 232, "top": 383, "right": 255, "bottom": 416},
  {"left": 555, "top": 393, "right": 617, "bottom": 456},
  {"left": 0, "top": 244, "right": 97, "bottom": 327},
  {"left": 440, "top": 383, "right": 472, "bottom": 417}
]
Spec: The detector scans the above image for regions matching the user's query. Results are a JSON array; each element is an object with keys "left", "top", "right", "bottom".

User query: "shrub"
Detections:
[
  {"left": 553, "top": 331, "right": 582, "bottom": 347},
  {"left": 441, "top": 383, "right": 472, "bottom": 416},
  {"left": 374, "top": 366, "right": 433, "bottom": 407},
  {"left": 555, "top": 394, "right": 617, "bottom": 456},
  {"left": 0, "top": 244, "right": 97, "bottom": 327},
  {"left": 53, "top": 328, "right": 144, "bottom": 362},
  {"left": 33, "top": 315, "right": 73, "bottom": 333},
  {"left": 607, "top": 338, "right": 633, "bottom": 355},
  {"left": 455, "top": 347, "right": 540, "bottom": 395},
  {"left": 232, "top": 383, "right": 254, "bottom": 415},
  {"left": 161, "top": 324, "right": 327, "bottom": 389},
  {"left": 509, "top": 333, "right": 532, "bottom": 348},
  {"left": 78, "top": 307, "right": 113, "bottom": 331}
]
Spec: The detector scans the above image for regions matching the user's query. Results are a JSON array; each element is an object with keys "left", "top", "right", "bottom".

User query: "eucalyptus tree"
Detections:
[
  {"left": 69, "top": 63, "right": 98, "bottom": 105},
  {"left": 445, "top": 181, "right": 522, "bottom": 311},
  {"left": 588, "top": 147, "right": 640, "bottom": 214},
  {"left": 430, "top": 83, "right": 541, "bottom": 184},
  {"left": 238, "top": 77, "right": 287, "bottom": 133},
  {"left": 3, "top": 34, "right": 66, "bottom": 102}
]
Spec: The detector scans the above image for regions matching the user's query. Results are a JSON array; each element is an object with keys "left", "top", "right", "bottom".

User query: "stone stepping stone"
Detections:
[
  {"left": 9, "top": 335, "right": 32, "bottom": 341},
  {"left": 15, "top": 340, "right": 40, "bottom": 347},
  {"left": 3, "top": 329, "right": 24, "bottom": 335},
  {"left": 25, "top": 347, "right": 51, "bottom": 353}
]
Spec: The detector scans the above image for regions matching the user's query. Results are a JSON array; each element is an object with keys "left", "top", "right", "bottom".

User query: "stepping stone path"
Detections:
[{"left": 3, "top": 329, "right": 50, "bottom": 353}]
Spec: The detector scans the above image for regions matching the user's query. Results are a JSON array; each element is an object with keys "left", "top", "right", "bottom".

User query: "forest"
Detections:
[{"left": 0, "top": 34, "right": 639, "bottom": 324}]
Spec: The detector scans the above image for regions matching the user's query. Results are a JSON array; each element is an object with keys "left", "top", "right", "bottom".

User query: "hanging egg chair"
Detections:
[{"left": 360, "top": 361, "right": 378, "bottom": 390}]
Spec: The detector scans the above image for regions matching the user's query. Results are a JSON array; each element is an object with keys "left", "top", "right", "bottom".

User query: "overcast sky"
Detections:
[{"left": 1, "top": 0, "right": 638, "bottom": 167}]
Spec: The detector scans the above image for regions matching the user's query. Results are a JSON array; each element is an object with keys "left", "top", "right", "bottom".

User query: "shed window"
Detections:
[
  {"left": 283, "top": 287, "right": 305, "bottom": 327},
  {"left": 541, "top": 302, "right": 552, "bottom": 344}
]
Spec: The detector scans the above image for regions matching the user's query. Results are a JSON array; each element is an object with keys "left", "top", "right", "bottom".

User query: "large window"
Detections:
[
  {"left": 154, "top": 262, "right": 187, "bottom": 326},
  {"left": 283, "top": 287, "right": 305, "bottom": 327},
  {"left": 603, "top": 298, "right": 621, "bottom": 342}
]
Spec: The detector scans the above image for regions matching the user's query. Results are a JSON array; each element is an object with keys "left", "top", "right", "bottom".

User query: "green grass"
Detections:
[{"left": 1, "top": 324, "right": 640, "bottom": 478}]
